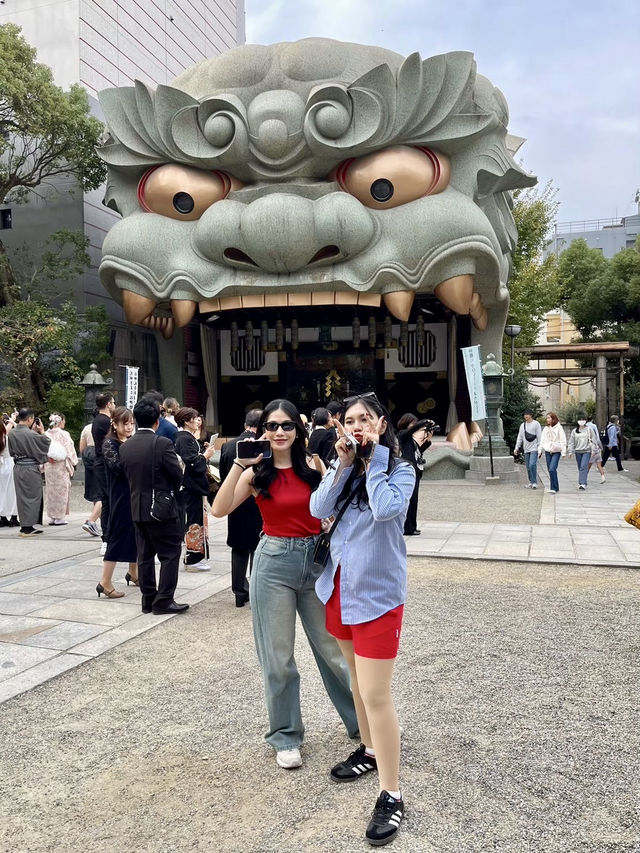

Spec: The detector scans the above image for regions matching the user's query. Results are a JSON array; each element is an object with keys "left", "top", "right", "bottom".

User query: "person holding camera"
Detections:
[
  {"left": 7, "top": 409, "right": 51, "bottom": 536},
  {"left": 396, "top": 414, "right": 434, "bottom": 536},
  {"left": 310, "top": 392, "right": 414, "bottom": 847},
  {"left": 212, "top": 399, "right": 358, "bottom": 771}
]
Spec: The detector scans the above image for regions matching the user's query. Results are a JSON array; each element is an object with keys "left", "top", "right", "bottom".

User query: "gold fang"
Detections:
[
  {"left": 434, "top": 275, "right": 474, "bottom": 314},
  {"left": 382, "top": 291, "right": 414, "bottom": 321},
  {"left": 170, "top": 299, "right": 197, "bottom": 327},
  {"left": 122, "top": 291, "right": 156, "bottom": 324}
]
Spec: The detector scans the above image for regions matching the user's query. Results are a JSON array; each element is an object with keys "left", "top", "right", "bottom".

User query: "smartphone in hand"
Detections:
[{"left": 236, "top": 439, "right": 272, "bottom": 460}]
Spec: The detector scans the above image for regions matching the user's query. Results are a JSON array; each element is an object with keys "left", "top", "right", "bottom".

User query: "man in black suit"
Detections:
[
  {"left": 119, "top": 397, "right": 189, "bottom": 615},
  {"left": 219, "top": 409, "right": 263, "bottom": 607},
  {"left": 308, "top": 407, "right": 336, "bottom": 465}
]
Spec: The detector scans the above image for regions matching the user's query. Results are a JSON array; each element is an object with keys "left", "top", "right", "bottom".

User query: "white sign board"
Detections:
[
  {"left": 125, "top": 365, "right": 139, "bottom": 411},
  {"left": 461, "top": 346, "right": 487, "bottom": 421}
]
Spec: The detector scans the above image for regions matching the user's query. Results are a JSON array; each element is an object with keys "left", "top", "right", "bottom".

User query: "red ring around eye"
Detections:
[
  {"left": 416, "top": 147, "right": 441, "bottom": 194},
  {"left": 137, "top": 166, "right": 159, "bottom": 212}
]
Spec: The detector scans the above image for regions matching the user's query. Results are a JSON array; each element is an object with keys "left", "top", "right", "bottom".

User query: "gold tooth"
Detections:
[
  {"left": 161, "top": 317, "right": 175, "bottom": 339},
  {"left": 311, "top": 292, "right": 336, "bottom": 305},
  {"left": 382, "top": 291, "right": 415, "bottom": 321},
  {"left": 357, "top": 293, "right": 382, "bottom": 308},
  {"left": 241, "top": 294, "right": 266, "bottom": 308},
  {"left": 170, "top": 299, "right": 197, "bottom": 327},
  {"left": 472, "top": 308, "right": 488, "bottom": 331},
  {"left": 287, "top": 292, "right": 312, "bottom": 306},
  {"left": 264, "top": 294, "right": 288, "bottom": 307},
  {"left": 199, "top": 298, "right": 220, "bottom": 312},
  {"left": 335, "top": 292, "right": 359, "bottom": 305},
  {"left": 122, "top": 291, "right": 156, "bottom": 325},
  {"left": 220, "top": 296, "right": 242, "bottom": 311},
  {"left": 434, "top": 275, "right": 474, "bottom": 315}
]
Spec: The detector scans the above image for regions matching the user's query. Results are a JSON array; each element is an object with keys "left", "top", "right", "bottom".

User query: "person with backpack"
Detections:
[
  {"left": 513, "top": 409, "right": 542, "bottom": 488},
  {"left": 601, "top": 415, "right": 628, "bottom": 473},
  {"left": 567, "top": 416, "right": 597, "bottom": 490}
]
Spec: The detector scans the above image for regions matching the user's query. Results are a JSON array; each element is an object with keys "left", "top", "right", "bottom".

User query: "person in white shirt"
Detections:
[
  {"left": 538, "top": 411, "right": 566, "bottom": 494},
  {"left": 513, "top": 409, "right": 542, "bottom": 488},
  {"left": 567, "top": 417, "right": 597, "bottom": 490}
]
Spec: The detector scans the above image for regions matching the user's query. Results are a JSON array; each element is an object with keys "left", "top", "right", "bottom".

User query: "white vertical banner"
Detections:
[
  {"left": 461, "top": 345, "right": 487, "bottom": 421},
  {"left": 125, "top": 366, "right": 139, "bottom": 411}
]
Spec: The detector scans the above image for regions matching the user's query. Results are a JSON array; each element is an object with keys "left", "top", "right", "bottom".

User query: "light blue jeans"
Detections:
[
  {"left": 545, "top": 451, "right": 561, "bottom": 492},
  {"left": 524, "top": 451, "right": 538, "bottom": 485},
  {"left": 575, "top": 451, "right": 590, "bottom": 486},
  {"left": 250, "top": 534, "right": 359, "bottom": 751}
]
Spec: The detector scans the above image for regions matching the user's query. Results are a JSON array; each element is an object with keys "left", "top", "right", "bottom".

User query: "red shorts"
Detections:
[{"left": 325, "top": 568, "right": 404, "bottom": 659}]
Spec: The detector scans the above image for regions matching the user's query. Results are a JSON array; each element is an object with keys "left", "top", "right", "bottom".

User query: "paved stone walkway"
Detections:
[{"left": 0, "top": 458, "right": 637, "bottom": 704}]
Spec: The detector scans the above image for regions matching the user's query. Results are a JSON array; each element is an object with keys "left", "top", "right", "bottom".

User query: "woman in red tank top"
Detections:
[{"left": 212, "top": 399, "right": 358, "bottom": 770}]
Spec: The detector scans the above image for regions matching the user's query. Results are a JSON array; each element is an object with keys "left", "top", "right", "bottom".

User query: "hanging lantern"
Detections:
[
  {"left": 416, "top": 314, "right": 425, "bottom": 347},
  {"left": 399, "top": 321, "right": 409, "bottom": 348},
  {"left": 368, "top": 316, "right": 376, "bottom": 347},
  {"left": 290, "top": 318, "right": 299, "bottom": 350},
  {"left": 352, "top": 316, "right": 361, "bottom": 349},
  {"left": 260, "top": 320, "right": 269, "bottom": 351},
  {"left": 230, "top": 321, "right": 239, "bottom": 353},
  {"left": 244, "top": 320, "right": 254, "bottom": 351},
  {"left": 275, "top": 319, "right": 284, "bottom": 350},
  {"left": 383, "top": 315, "right": 393, "bottom": 348}
]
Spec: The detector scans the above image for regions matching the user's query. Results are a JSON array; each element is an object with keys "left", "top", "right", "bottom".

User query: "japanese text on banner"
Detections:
[{"left": 461, "top": 346, "right": 487, "bottom": 421}]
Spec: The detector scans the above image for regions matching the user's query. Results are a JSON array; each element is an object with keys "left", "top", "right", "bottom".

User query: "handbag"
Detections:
[
  {"left": 624, "top": 498, "right": 640, "bottom": 530},
  {"left": 313, "top": 481, "right": 361, "bottom": 569},
  {"left": 524, "top": 428, "right": 536, "bottom": 443},
  {"left": 47, "top": 439, "right": 68, "bottom": 462},
  {"left": 150, "top": 436, "right": 177, "bottom": 522}
]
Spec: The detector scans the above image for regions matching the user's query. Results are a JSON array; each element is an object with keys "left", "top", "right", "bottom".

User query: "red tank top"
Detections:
[{"left": 256, "top": 468, "right": 321, "bottom": 537}]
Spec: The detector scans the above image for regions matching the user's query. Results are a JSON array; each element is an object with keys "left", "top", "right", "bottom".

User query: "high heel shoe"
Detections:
[
  {"left": 96, "top": 582, "right": 124, "bottom": 599},
  {"left": 125, "top": 572, "right": 139, "bottom": 586}
]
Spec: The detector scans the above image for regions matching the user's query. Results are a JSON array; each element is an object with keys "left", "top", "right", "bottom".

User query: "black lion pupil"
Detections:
[
  {"left": 173, "top": 192, "right": 195, "bottom": 214},
  {"left": 370, "top": 178, "right": 394, "bottom": 202}
]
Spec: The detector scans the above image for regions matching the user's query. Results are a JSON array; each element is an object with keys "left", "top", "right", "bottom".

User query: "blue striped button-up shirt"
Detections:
[{"left": 310, "top": 443, "right": 415, "bottom": 625}]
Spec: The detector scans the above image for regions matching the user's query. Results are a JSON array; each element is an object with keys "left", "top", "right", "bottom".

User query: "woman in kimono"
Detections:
[
  {"left": 44, "top": 413, "right": 78, "bottom": 525},
  {"left": 0, "top": 417, "right": 19, "bottom": 526}
]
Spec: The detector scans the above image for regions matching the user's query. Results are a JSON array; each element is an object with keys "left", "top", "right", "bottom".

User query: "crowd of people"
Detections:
[{"left": 0, "top": 393, "right": 634, "bottom": 846}]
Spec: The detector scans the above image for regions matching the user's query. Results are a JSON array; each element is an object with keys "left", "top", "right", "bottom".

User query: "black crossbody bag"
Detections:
[
  {"left": 313, "top": 481, "right": 361, "bottom": 569},
  {"left": 150, "top": 436, "right": 177, "bottom": 522}
]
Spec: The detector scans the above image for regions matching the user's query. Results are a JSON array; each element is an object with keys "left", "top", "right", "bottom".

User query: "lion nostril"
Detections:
[
  {"left": 223, "top": 248, "right": 259, "bottom": 267},
  {"left": 308, "top": 245, "right": 341, "bottom": 266}
]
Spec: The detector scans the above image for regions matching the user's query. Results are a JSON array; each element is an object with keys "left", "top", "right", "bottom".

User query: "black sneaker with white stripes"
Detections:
[
  {"left": 365, "top": 790, "right": 404, "bottom": 846},
  {"left": 329, "top": 743, "right": 377, "bottom": 782}
]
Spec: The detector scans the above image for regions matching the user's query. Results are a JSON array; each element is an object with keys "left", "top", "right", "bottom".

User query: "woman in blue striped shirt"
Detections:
[{"left": 310, "top": 392, "right": 415, "bottom": 847}]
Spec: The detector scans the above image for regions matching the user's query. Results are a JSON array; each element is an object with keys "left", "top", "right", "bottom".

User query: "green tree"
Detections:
[
  {"left": 0, "top": 23, "right": 105, "bottom": 305},
  {"left": 506, "top": 181, "right": 562, "bottom": 352}
]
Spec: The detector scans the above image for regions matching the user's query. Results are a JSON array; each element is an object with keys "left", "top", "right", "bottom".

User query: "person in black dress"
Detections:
[
  {"left": 397, "top": 415, "right": 434, "bottom": 536},
  {"left": 96, "top": 407, "right": 139, "bottom": 599},
  {"left": 175, "top": 407, "right": 216, "bottom": 571}
]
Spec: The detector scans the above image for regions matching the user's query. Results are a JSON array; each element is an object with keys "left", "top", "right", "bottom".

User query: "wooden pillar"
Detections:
[{"left": 595, "top": 354, "right": 607, "bottom": 428}]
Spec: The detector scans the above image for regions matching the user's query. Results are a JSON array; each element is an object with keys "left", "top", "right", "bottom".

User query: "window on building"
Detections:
[{"left": 0, "top": 209, "right": 11, "bottom": 229}]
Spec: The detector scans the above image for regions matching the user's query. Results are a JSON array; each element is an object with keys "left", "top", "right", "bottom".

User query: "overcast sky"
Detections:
[{"left": 245, "top": 0, "right": 639, "bottom": 226}]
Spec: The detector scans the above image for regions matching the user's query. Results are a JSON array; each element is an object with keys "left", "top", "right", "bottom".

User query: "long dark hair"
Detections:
[
  {"left": 252, "top": 399, "right": 321, "bottom": 499},
  {"left": 0, "top": 421, "right": 6, "bottom": 455},
  {"left": 338, "top": 393, "right": 404, "bottom": 510}
]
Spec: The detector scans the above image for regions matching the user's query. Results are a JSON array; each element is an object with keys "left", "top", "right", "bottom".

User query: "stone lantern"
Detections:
[{"left": 76, "top": 364, "right": 113, "bottom": 423}]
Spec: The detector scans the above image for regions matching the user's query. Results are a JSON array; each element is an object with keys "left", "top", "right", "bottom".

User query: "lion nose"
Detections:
[{"left": 193, "top": 192, "right": 375, "bottom": 274}]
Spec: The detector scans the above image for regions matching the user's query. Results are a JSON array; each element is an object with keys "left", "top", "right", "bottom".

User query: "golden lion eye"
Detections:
[
  {"left": 335, "top": 146, "right": 450, "bottom": 210},
  {"left": 138, "top": 164, "right": 239, "bottom": 221}
]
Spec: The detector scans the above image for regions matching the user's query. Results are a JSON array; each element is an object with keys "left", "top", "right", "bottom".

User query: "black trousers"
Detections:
[
  {"left": 231, "top": 548, "right": 253, "bottom": 596},
  {"left": 134, "top": 518, "right": 181, "bottom": 610},
  {"left": 602, "top": 445, "right": 624, "bottom": 471}
]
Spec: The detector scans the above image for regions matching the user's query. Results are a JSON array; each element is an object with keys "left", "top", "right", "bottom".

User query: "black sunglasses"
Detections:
[
  {"left": 263, "top": 420, "right": 297, "bottom": 432},
  {"left": 343, "top": 391, "right": 381, "bottom": 409}
]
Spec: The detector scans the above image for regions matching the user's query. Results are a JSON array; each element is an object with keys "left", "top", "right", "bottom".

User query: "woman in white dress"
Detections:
[
  {"left": 44, "top": 413, "right": 78, "bottom": 525},
  {"left": 0, "top": 417, "right": 19, "bottom": 526}
]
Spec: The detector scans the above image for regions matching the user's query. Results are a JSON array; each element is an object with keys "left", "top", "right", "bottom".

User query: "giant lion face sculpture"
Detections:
[{"left": 97, "top": 38, "right": 535, "bottom": 361}]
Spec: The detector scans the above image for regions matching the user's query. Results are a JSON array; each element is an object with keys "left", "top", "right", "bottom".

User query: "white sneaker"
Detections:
[
  {"left": 579, "top": 484, "right": 586, "bottom": 490},
  {"left": 524, "top": 483, "right": 532, "bottom": 489},
  {"left": 546, "top": 489, "right": 557, "bottom": 494},
  {"left": 185, "top": 560, "right": 211, "bottom": 572},
  {"left": 620, "top": 468, "right": 629, "bottom": 473},
  {"left": 100, "top": 541, "right": 107, "bottom": 556},
  {"left": 531, "top": 484, "right": 538, "bottom": 489},
  {"left": 82, "top": 520, "right": 100, "bottom": 536},
  {"left": 276, "top": 748, "right": 302, "bottom": 769},
  {"left": 600, "top": 475, "right": 606, "bottom": 483}
]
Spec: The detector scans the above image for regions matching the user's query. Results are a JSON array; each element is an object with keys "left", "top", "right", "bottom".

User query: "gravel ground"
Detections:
[{"left": 1, "top": 556, "right": 639, "bottom": 853}]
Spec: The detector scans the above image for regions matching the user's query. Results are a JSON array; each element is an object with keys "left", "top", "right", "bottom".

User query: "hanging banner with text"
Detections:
[
  {"left": 125, "top": 366, "right": 139, "bottom": 412},
  {"left": 461, "top": 345, "right": 487, "bottom": 421}
]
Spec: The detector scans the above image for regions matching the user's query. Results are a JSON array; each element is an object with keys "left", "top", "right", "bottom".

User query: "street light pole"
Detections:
[{"left": 504, "top": 324, "right": 522, "bottom": 377}]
